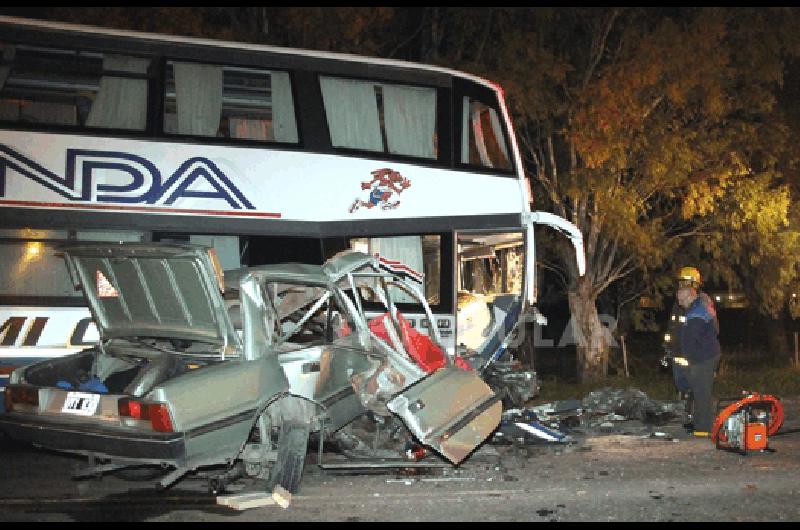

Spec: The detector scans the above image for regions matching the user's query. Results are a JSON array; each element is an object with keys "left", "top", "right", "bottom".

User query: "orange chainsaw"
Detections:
[{"left": 711, "top": 392, "right": 784, "bottom": 454}]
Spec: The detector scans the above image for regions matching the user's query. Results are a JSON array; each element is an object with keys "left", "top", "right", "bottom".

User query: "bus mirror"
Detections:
[{"left": 526, "top": 211, "right": 587, "bottom": 277}]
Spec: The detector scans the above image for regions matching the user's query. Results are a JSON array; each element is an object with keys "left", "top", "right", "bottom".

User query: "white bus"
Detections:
[{"left": 0, "top": 16, "right": 584, "bottom": 410}]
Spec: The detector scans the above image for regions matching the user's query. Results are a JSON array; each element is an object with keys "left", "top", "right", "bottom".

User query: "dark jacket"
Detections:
[
  {"left": 665, "top": 292, "right": 718, "bottom": 357},
  {"left": 680, "top": 296, "right": 721, "bottom": 363}
]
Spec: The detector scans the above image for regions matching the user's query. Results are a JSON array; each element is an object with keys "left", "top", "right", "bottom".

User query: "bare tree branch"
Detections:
[
  {"left": 581, "top": 8, "right": 620, "bottom": 90},
  {"left": 539, "top": 259, "right": 569, "bottom": 291},
  {"left": 594, "top": 257, "right": 637, "bottom": 296},
  {"left": 387, "top": 14, "right": 426, "bottom": 58}
]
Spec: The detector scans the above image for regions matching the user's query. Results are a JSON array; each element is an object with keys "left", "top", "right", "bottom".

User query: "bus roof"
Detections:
[{"left": 0, "top": 15, "right": 501, "bottom": 93}]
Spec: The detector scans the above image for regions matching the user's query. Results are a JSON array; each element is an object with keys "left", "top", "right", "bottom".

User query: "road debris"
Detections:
[
  {"left": 217, "top": 492, "right": 276, "bottom": 511},
  {"left": 272, "top": 486, "right": 293, "bottom": 509},
  {"left": 482, "top": 361, "right": 541, "bottom": 408},
  {"left": 491, "top": 388, "right": 688, "bottom": 449},
  {"left": 582, "top": 388, "right": 684, "bottom": 425},
  {"left": 217, "top": 485, "right": 293, "bottom": 511}
]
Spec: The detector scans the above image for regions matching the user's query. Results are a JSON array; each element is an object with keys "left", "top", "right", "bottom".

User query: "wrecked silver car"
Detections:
[{"left": 0, "top": 244, "right": 501, "bottom": 493}]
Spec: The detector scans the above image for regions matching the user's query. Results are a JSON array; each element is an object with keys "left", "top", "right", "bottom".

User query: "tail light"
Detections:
[
  {"left": 147, "top": 404, "right": 174, "bottom": 433},
  {"left": 5, "top": 385, "right": 40, "bottom": 412},
  {"left": 118, "top": 398, "right": 142, "bottom": 420},
  {"left": 119, "top": 399, "right": 174, "bottom": 433}
]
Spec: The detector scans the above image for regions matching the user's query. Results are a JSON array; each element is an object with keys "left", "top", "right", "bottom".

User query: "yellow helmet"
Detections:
[{"left": 678, "top": 267, "right": 702, "bottom": 287}]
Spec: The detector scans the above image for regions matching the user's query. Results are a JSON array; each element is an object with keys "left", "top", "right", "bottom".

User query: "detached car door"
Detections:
[
  {"left": 388, "top": 367, "right": 502, "bottom": 464},
  {"left": 345, "top": 267, "right": 503, "bottom": 466}
]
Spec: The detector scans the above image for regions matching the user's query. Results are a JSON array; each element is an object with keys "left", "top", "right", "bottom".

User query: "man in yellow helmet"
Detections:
[
  {"left": 662, "top": 267, "right": 719, "bottom": 432},
  {"left": 676, "top": 277, "right": 721, "bottom": 437}
]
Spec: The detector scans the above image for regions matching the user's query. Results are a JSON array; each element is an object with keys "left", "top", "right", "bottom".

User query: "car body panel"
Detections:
[
  {"left": 1, "top": 245, "right": 502, "bottom": 485},
  {"left": 0, "top": 412, "right": 187, "bottom": 463},
  {"left": 388, "top": 367, "right": 503, "bottom": 465},
  {"left": 150, "top": 356, "right": 287, "bottom": 433}
]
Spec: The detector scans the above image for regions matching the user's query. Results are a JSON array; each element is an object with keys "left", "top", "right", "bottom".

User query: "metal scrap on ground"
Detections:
[
  {"left": 581, "top": 388, "right": 685, "bottom": 425},
  {"left": 491, "top": 388, "right": 688, "bottom": 447}
]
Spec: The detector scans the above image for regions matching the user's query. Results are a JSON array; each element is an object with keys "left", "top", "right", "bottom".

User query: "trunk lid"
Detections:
[{"left": 63, "top": 243, "right": 239, "bottom": 348}]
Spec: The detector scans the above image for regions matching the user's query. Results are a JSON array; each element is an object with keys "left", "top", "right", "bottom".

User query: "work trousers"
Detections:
[
  {"left": 672, "top": 362, "right": 691, "bottom": 394},
  {"left": 687, "top": 356, "right": 720, "bottom": 432}
]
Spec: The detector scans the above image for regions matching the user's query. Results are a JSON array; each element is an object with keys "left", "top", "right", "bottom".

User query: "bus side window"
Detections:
[
  {"left": 86, "top": 55, "right": 150, "bottom": 131},
  {"left": 164, "top": 62, "right": 298, "bottom": 144},
  {"left": 350, "top": 235, "right": 441, "bottom": 306},
  {"left": 320, "top": 76, "right": 438, "bottom": 160},
  {"left": 0, "top": 240, "right": 81, "bottom": 301},
  {"left": 0, "top": 43, "right": 150, "bottom": 131},
  {"left": 461, "top": 97, "right": 511, "bottom": 171}
]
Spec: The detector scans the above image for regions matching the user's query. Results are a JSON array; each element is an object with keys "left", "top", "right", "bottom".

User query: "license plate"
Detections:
[{"left": 62, "top": 392, "right": 101, "bottom": 417}]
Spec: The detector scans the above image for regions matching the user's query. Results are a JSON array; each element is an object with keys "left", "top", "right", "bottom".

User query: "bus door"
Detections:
[
  {"left": 523, "top": 211, "right": 587, "bottom": 304},
  {"left": 456, "top": 231, "right": 527, "bottom": 369},
  {"left": 455, "top": 218, "right": 585, "bottom": 372}
]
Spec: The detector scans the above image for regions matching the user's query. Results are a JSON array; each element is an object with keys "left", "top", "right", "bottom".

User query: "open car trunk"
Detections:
[
  {"left": 21, "top": 344, "right": 220, "bottom": 399},
  {"left": 21, "top": 243, "right": 243, "bottom": 399},
  {"left": 2, "top": 244, "right": 250, "bottom": 435}
]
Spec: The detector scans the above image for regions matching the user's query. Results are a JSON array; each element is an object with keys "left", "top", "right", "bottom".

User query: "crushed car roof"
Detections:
[{"left": 226, "top": 252, "right": 378, "bottom": 287}]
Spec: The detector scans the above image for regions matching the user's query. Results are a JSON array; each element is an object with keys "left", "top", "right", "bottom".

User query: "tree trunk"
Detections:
[{"left": 568, "top": 276, "right": 609, "bottom": 383}]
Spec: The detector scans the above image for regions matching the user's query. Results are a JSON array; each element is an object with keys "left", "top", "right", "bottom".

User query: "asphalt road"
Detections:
[{"left": 1, "top": 408, "right": 800, "bottom": 522}]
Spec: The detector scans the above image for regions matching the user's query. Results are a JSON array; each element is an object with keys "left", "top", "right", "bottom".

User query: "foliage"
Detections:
[
  {"left": 416, "top": 8, "right": 800, "bottom": 380},
  {"left": 0, "top": 7, "right": 400, "bottom": 55},
  {"left": 260, "top": 8, "right": 398, "bottom": 55},
  {"left": 3, "top": 7, "right": 239, "bottom": 40}
]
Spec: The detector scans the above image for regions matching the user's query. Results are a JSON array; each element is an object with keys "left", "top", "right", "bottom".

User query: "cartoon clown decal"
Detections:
[{"left": 349, "top": 168, "right": 411, "bottom": 213}]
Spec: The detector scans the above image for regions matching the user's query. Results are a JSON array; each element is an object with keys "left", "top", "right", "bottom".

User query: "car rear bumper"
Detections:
[{"left": 0, "top": 413, "right": 186, "bottom": 462}]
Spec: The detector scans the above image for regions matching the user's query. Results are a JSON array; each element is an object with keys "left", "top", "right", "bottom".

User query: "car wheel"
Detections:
[{"left": 268, "top": 421, "right": 310, "bottom": 494}]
